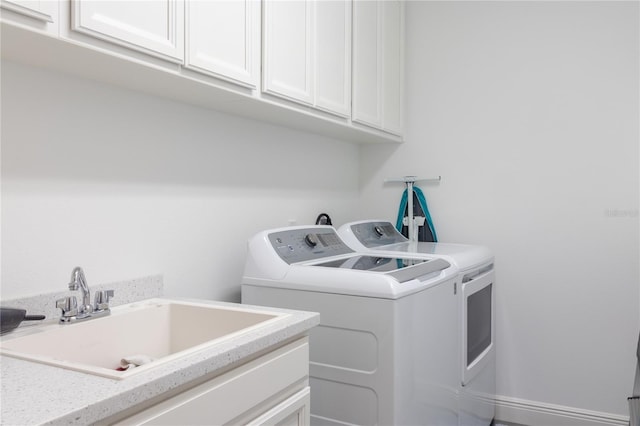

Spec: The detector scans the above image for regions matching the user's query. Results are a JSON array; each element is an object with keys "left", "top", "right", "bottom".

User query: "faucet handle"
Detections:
[
  {"left": 56, "top": 296, "right": 78, "bottom": 320},
  {"left": 94, "top": 290, "right": 114, "bottom": 311}
]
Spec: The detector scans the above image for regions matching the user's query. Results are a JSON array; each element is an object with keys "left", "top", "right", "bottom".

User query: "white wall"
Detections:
[
  {"left": 2, "top": 1, "right": 638, "bottom": 422},
  {"left": 0, "top": 60, "right": 361, "bottom": 301},
  {"left": 359, "top": 0, "right": 639, "bottom": 419}
]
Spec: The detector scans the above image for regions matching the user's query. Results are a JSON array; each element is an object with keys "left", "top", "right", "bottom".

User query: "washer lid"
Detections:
[
  {"left": 338, "top": 220, "right": 493, "bottom": 271},
  {"left": 311, "top": 255, "right": 451, "bottom": 283}
]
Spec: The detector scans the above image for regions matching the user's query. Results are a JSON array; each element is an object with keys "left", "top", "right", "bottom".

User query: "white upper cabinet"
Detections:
[
  {"left": 314, "top": 0, "right": 351, "bottom": 117},
  {"left": 1, "top": 0, "right": 58, "bottom": 33},
  {"left": 263, "top": 0, "right": 351, "bottom": 117},
  {"left": 2, "top": 0, "right": 403, "bottom": 143},
  {"left": 352, "top": 0, "right": 403, "bottom": 135},
  {"left": 352, "top": 0, "right": 379, "bottom": 127},
  {"left": 381, "top": 0, "right": 402, "bottom": 134},
  {"left": 185, "top": 0, "right": 260, "bottom": 89},
  {"left": 71, "top": 0, "right": 184, "bottom": 63},
  {"left": 1, "top": 0, "right": 56, "bottom": 23},
  {"left": 262, "top": 0, "right": 313, "bottom": 105}
]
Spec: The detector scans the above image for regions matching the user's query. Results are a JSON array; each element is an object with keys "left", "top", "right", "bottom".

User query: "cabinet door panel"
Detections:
[
  {"left": 262, "top": 0, "right": 313, "bottom": 105},
  {"left": 315, "top": 0, "right": 351, "bottom": 117},
  {"left": 186, "top": 0, "right": 259, "bottom": 88},
  {"left": 352, "top": 0, "right": 403, "bottom": 135},
  {"left": 1, "top": 0, "right": 56, "bottom": 23},
  {"left": 72, "top": 0, "right": 184, "bottom": 62},
  {"left": 381, "top": 0, "right": 402, "bottom": 134},
  {"left": 352, "top": 0, "right": 381, "bottom": 128}
]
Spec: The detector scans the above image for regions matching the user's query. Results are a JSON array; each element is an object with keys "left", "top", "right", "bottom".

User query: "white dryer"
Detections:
[
  {"left": 338, "top": 220, "right": 496, "bottom": 426},
  {"left": 242, "top": 225, "right": 460, "bottom": 426}
]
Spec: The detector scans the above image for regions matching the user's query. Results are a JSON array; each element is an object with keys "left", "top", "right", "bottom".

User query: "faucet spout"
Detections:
[
  {"left": 69, "top": 266, "right": 92, "bottom": 315},
  {"left": 58, "top": 266, "right": 113, "bottom": 323}
]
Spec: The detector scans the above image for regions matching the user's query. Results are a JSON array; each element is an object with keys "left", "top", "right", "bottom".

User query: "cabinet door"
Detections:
[
  {"left": 352, "top": 0, "right": 403, "bottom": 135},
  {"left": 262, "top": 0, "right": 313, "bottom": 105},
  {"left": 352, "top": 0, "right": 382, "bottom": 128},
  {"left": 381, "top": 0, "right": 403, "bottom": 134},
  {"left": 71, "top": 0, "right": 184, "bottom": 62},
  {"left": 314, "top": 0, "right": 351, "bottom": 117},
  {"left": 185, "top": 0, "right": 260, "bottom": 89},
  {"left": 1, "top": 0, "right": 56, "bottom": 23}
]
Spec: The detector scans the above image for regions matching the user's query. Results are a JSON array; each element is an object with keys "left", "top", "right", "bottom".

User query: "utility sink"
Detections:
[{"left": 0, "top": 299, "right": 288, "bottom": 379}]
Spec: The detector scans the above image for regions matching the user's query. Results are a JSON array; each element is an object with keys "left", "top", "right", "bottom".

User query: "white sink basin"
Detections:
[{"left": 0, "top": 299, "right": 287, "bottom": 379}]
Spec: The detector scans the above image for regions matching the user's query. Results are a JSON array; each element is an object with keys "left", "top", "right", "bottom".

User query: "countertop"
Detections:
[{"left": 0, "top": 298, "right": 319, "bottom": 425}]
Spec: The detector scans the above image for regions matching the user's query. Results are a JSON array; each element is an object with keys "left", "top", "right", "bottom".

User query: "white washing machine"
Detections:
[
  {"left": 241, "top": 225, "right": 461, "bottom": 426},
  {"left": 338, "top": 220, "right": 496, "bottom": 426}
]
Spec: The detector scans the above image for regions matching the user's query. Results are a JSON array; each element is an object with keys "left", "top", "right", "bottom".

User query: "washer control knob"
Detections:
[
  {"left": 304, "top": 233, "right": 318, "bottom": 248},
  {"left": 374, "top": 225, "right": 385, "bottom": 237}
]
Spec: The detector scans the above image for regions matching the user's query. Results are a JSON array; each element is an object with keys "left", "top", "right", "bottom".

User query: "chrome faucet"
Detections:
[
  {"left": 69, "top": 266, "right": 92, "bottom": 316},
  {"left": 57, "top": 267, "right": 114, "bottom": 323}
]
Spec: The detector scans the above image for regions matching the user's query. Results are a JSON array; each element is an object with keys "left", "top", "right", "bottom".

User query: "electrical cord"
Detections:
[{"left": 315, "top": 213, "right": 333, "bottom": 226}]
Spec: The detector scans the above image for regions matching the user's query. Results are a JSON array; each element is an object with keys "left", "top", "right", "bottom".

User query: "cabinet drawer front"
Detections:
[
  {"left": 118, "top": 338, "right": 309, "bottom": 426},
  {"left": 247, "top": 387, "right": 310, "bottom": 426}
]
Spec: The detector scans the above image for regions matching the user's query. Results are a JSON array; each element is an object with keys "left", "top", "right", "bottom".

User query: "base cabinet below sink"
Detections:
[{"left": 111, "top": 337, "right": 310, "bottom": 426}]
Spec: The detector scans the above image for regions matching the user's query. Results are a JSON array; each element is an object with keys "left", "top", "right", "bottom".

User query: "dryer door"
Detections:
[{"left": 461, "top": 265, "right": 495, "bottom": 386}]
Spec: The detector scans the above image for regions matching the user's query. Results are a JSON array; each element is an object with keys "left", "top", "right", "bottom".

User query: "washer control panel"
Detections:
[
  {"left": 268, "top": 228, "right": 354, "bottom": 264},
  {"left": 349, "top": 221, "right": 407, "bottom": 247}
]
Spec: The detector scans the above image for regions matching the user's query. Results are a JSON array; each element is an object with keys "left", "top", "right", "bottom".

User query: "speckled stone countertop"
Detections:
[{"left": 0, "top": 297, "right": 319, "bottom": 425}]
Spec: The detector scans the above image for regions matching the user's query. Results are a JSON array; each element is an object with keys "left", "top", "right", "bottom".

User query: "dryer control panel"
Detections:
[
  {"left": 268, "top": 228, "right": 354, "bottom": 264},
  {"left": 349, "top": 221, "right": 408, "bottom": 247}
]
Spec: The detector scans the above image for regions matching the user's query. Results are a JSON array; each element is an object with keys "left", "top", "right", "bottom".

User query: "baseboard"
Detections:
[{"left": 494, "top": 395, "right": 630, "bottom": 426}]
